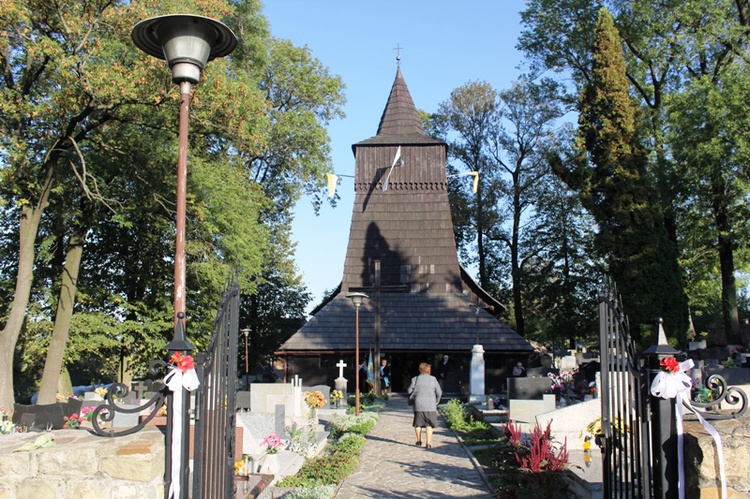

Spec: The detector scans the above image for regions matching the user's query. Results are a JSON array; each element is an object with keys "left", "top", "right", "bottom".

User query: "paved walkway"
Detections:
[{"left": 334, "top": 394, "right": 496, "bottom": 498}]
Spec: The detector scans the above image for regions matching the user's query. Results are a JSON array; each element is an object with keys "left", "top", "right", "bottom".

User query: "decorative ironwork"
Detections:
[
  {"left": 599, "top": 283, "right": 653, "bottom": 499},
  {"left": 191, "top": 282, "right": 240, "bottom": 499},
  {"left": 91, "top": 360, "right": 168, "bottom": 437},
  {"left": 688, "top": 373, "right": 748, "bottom": 420}
]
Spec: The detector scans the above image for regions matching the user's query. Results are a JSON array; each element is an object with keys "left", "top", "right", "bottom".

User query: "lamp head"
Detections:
[
  {"left": 132, "top": 14, "right": 237, "bottom": 84},
  {"left": 346, "top": 292, "right": 368, "bottom": 308}
]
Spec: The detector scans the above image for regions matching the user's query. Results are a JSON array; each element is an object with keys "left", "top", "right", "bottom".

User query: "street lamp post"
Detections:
[
  {"left": 132, "top": 15, "right": 236, "bottom": 332},
  {"left": 347, "top": 292, "right": 368, "bottom": 416},
  {"left": 131, "top": 15, "right": 236, "bottom": 499},
  {"left": 241, "top": 328, "right": 250, "bottom": 375}
]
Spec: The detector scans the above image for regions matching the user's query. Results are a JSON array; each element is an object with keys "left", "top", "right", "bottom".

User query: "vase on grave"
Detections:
[{"left": 258, "top": 453, "right": 279, "bottom": 475}]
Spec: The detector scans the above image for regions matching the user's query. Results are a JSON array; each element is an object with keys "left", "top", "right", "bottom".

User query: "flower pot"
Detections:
[{"left": 258, "top": 453, "right": 279, "bottom": 475}]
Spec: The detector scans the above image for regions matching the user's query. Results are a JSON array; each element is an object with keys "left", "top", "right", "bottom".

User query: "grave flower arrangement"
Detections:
[
  {"left": 330, "top": 390, "right": 343, "bottom": 403},
  {"left": 63, "top": 413, "right": 83, "bottom": 429},
  {"left": 261, "top": 432, "right": 283, "bottom": 454},
  {"left": 285, "top": 420, "right": 302, "bottom": 442},
  {"left": 305, "top": 390, "right": 325, "bottom": 409},
  {"left": 1, "top": 410, "right": 17, "bottom": 435},
  {"left": 548, "top": 370, "right": 577, "bottom": 403},
  {"left": 80, "top": 406, "right": 96, "bottom": 421}
]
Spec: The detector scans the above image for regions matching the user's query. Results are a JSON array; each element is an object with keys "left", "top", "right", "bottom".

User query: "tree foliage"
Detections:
[
  {"left": 518, "top": 0, "right": 750, "bottom": 346},
  {"left": 553, "top": 8, "right": 688, "bottom": 344},
  {"left": 0, "top": 0, "right": 345, "bottom": 407}
]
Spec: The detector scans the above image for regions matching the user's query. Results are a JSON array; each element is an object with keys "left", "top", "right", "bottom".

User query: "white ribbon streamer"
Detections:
[
  {"left": 164, "top": 366, "right": 200, "bottom": 499},
  {"left": 651, "top": 359, "right": 727, "bottom": 499}
]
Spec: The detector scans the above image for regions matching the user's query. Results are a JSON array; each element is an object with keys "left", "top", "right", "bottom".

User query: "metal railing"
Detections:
[
  {"left": 599, "top": 282, "right": 748, "bottom": 498},
  {"left": 191, "top": 283, "right": 240, "bottom": 499}
]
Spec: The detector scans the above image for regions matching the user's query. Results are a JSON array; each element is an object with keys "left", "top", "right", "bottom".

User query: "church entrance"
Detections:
[{"left": 384, "top": 352, "right": 469, "bottom": 394}]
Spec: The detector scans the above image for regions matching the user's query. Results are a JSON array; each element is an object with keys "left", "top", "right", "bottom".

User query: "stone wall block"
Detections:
[
  {"left": 98, "top": 428, "right": 164, "bottom": 482},
  {"left": 37, "top": 441, "right": 98, "bottom": 476},
  {"left": 0, "top": 483, "right": 13, "bottom": 499},
  {"left": 0, "top": 448, "right": 34, "bottom": 477},
  {"left": 17, "top": 478, "right": 58, "bottom": 498},
  {"left": 685, "top": 419, "right": 750, "bottom": 495},
  {"left": 66, "top": 480, "right": 111, "bottom": 499},
  {"left": 110, "top": 482, "right": 164, "bottom": 498}
]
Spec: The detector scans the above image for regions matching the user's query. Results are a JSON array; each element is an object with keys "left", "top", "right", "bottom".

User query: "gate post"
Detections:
[
  {"left": 644, "top": 320, "right": 680, "bottom": 499},
  {"left": 165, "top": 312, "right": 194, "bottom": 499}
]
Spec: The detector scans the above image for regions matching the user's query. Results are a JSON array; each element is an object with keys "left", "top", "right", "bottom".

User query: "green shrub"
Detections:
[
  {"left": 329, "top": 412, "right": 378, "bottom": 438},
  {"left": 346, "top": 393, "right": 387, "bottom": 413},
  {"left": 280, "top": 485, "right": 336, "bottom": 499},
  {"left": 276, "top": 413, "right": 375, "bottom": 490},
  {"left": 440, "top": 399, "right": 491, "bottom": 436},
  {"left": 330, "top": 433, "right": 366, "bottom": 454},
  {"left": 279, "top": 453, "right": 359, "bottom": 487},
  {"left": 441, "top": 398, "right": 467, "bottom": 428}
]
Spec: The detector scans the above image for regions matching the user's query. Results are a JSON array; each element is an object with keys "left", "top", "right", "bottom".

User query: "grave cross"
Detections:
[{"left": 336, "top": 359, "right": 347, "bottom": 379}]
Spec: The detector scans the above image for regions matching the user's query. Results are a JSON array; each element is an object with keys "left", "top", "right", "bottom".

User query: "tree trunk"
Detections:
[
  {"left": 718, "top": 231, "right": 740, "bottom": 344},
  {"left": 714, "top": 178, "right": 740, "bottom": 345},
  {"left": 0, "top": 172, "right": 53, "bottom": 413},
  {"left": 37, "top": 229, "right": 86, "bottom": 405}
]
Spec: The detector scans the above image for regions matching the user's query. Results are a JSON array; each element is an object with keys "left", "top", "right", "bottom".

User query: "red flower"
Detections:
[
  {"left": 169, "top": 352, "right": 195, "bottom": 373},
  {"left": 660, "top": 356, "right": 680, "bottom": 373}
]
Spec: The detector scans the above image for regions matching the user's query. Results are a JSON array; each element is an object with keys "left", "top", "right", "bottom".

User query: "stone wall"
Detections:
[
  {"left": 684, "top": 418, "right": 750, "bottom": 498},
  {"left": 0, "top": 426, "right": 164, "bottom": 498}
]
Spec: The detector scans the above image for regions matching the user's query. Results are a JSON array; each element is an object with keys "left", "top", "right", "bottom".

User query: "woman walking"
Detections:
[{"left": 407, "top": 362, "right": 442, "bottom": 449}]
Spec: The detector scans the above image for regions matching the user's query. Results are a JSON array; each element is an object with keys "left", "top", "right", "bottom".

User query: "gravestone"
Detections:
[
  {"left": 236, "top": 390, "right": 251, "bottom": 410},
  {"left": 560, "top": 355, "right": 578, "bottom": 372},
  {"left": 335, "top": 359, "right": 348, "bottom": 401},
  {"left": 507, "top": 377, "right": 552, "bottom": 400}
]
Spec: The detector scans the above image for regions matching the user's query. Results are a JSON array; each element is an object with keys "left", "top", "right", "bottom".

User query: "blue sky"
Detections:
[{"left": 261, "top": 1, "right": 530, "bottom": 314}]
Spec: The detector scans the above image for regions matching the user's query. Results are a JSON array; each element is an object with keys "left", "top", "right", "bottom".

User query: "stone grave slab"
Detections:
[{"left": 508, "top": 377, "right": 552, "bottom": 400}]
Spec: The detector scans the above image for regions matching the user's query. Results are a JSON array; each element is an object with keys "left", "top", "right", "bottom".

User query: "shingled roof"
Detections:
[{"left": 279, "top": 68, "right": 531, "bottom": 355}]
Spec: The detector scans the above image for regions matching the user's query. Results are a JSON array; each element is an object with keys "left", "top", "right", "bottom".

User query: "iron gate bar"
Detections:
[
  {"left": 599, "top": 283, "right": 653, "bottom": 499},
  {"left": 191, "top": 283, "right": 240, "bottom": 499}
]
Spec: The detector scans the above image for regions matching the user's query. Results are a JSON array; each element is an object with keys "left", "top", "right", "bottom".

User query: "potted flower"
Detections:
[
  {"left": 305, "top": 391, "right": 325, "bottom": 409},
  {"left": 330, "top": 390, "right": 343, "bottom": 408},
  {"left": 285, "top": 420, "right": 303, "bottom": 453},
  {"left": 261, "top": 432, "right": 283, "bottom": 454},
  {"left": 258, "top": 432, "right": 283, "bottom": 475}
]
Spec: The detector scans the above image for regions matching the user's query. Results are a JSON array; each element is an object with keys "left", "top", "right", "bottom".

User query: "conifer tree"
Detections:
[{"left": 553, "top": 8, "right": 688, "bottom": 344}]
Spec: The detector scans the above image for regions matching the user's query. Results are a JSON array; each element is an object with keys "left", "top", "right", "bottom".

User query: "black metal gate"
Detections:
[
  {"left": 192, "top": 283, "right": 240, "bottom": 498},
  {"left": 599, "top": 283, "right": 653, "bottom": 498}
]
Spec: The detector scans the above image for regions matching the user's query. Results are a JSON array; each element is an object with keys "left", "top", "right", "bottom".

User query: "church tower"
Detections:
[
  {"left": 342, "top": 67, "right": 461, "bottom": 294},
  {"left": 278, "top": 67, "right": 531, "bottom": 392}
]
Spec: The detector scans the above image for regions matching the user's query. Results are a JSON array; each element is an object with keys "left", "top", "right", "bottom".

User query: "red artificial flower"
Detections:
[
  {"left": 169, "top": 352, "right": 195, "bottom": 373},
  {"left": 660, "top": 356, "right": 680, "bottom": 373}
]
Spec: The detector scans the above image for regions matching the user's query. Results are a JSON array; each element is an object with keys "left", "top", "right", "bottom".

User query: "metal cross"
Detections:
[{"left": 393, "top": 43, "right": 404, "bottom": 66}]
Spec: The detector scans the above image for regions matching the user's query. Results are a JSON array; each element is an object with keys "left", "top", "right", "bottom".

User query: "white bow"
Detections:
[
  {"left": 164, "top": 366, "right": 200, "bottom": 499},
  {"left": 650, "top": 358, "right": 727, "bottom": 499}
]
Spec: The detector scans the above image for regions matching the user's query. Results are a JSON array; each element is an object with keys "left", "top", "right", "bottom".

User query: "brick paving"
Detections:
[{"left": 333, "top": 394, "right": 495, "bottom": 498}]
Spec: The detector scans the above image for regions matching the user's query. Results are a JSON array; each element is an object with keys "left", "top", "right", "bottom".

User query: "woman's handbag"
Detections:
[{"left": 408, "top": 395, "right": 415, "bottom": 406}]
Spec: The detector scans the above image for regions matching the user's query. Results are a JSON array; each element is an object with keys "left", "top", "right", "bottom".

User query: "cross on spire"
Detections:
[{"left": 393, "top": 43, "right": 403, "bottom": 67}]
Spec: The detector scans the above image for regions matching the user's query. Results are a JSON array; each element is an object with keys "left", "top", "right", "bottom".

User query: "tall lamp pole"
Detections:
[
  {"left": 132, "top": 14, "right": 236, "bottom": 333},
  {"left": 241, "top": 328, "right": 250, "bottom": 375},
  {"left": 131, "top": 15, "right": 236, "bottom": 499},
  {"left": 347, "top": 293, "right": 368, "bottom": 416}
]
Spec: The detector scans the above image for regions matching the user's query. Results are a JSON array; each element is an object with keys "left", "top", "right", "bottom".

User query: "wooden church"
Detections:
[{"left": 277, "top": 67, "right": 532, "bottom": 395}]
